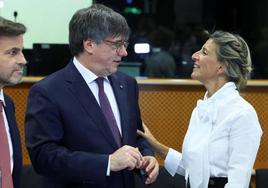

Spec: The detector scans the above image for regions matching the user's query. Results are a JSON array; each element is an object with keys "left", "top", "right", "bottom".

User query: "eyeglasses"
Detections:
[{"left": 103, "top": 39, "right": 129, "bottom": 51}]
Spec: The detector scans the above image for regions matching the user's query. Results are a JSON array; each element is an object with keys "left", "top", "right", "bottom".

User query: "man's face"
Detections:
[
  {"left": 84, "top": 36, "right": 128, "bottom": 77},
  {"left": 0, "top": 34, "right": 26, "bottom": 88}
]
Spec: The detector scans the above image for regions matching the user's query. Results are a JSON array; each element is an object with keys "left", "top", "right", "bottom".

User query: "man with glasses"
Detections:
[
  {"left": 103, "top": 40, "right": 129, "bottom": 52},
  {"left": 25, "top": 3, "right": 159, "bottom": 188}
]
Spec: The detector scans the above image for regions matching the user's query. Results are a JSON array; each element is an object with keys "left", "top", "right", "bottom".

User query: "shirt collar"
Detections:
[
  {"left": 204, "top": 82, "right": 238, "bottom": 104},
  {"left": 0, "top": 89, "right": 6, "bottom": 106},
  {"left": 73, "top": 57, "right": 109, "bottom": 84}
]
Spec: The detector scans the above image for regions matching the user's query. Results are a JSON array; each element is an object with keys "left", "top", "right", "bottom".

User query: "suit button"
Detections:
[{"left": 209, "top": 179, "right": 215, "bottom": 185}]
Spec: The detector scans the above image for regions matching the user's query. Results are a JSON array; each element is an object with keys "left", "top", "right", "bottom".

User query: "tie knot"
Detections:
[{"left": 96, "top": 77, "right": 104, "bottom": 89}]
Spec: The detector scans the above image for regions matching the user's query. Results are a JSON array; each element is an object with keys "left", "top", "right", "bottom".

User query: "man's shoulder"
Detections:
[
  {"left": 31, "top": 69, "right": 67, "bottom": 94},
  {"left": 35, "top": 61, "right": 75, "bottom": 85}
]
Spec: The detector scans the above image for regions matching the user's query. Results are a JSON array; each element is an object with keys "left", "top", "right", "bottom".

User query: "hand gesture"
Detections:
[
  {"left": 140, "top": 156, "right": 159, "bottom": 185},
  {"left": 137, "top": 123, "right": 158, "bottom": 147},
  {"left": 137, "top": 122, "right": 169, "bottom": 159},
  {"left": 110, "top": 145, "right": 143, "bottom": 171}
]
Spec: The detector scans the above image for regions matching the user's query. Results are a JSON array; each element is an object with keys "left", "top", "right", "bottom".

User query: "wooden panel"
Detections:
[
  {"left": 139, "top": 82, "right": 268, "bottom": 169},
  {"left": 241, "top": 87, "right": 268, "bottom": 168},
  {"left": 5, "top": 83, "right": 31, "bottom": 165},
  {"left": 4, "top": 78, "right": 268, "bottom": 170},
  {"left": 139, "top": 85, "right": 204, "bottom": 164}
]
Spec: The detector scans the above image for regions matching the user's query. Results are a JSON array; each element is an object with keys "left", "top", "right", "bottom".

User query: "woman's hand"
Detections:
[
  {"left": 137, "top": 123, "right": 169, "bottom": 159},
  {"left": 137, "top": 123, "right": 158, "bottom": 147}
]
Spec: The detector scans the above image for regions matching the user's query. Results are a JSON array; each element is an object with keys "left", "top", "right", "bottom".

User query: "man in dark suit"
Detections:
[
  {"left": 25, "top": 4, "right": 159, "bottom": 188},
  {"left": 0, "top": 17, "right": 27, "bottom": 188}
]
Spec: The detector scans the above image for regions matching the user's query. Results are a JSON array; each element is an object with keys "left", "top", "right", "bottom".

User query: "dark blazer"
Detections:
[
  {"left": 25, "top": 61, "right": 153, "bottom": 188},
  {"left": 4, "top": 95, "right": 22, "bottom": 188}
]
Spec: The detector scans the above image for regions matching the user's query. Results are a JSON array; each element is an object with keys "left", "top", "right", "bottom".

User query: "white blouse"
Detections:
[{"left": 164, "top": 82, "right": 263, "bottom": 188}]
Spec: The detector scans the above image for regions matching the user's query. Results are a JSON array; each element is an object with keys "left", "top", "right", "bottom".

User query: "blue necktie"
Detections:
[{"left": 96, "top": 77, "right": 122, "bottom": 147}]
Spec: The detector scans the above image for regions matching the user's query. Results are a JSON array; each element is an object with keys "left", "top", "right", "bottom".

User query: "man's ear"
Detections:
[{"left": 83, "top": 39, "right": 95, "bottom": 54}]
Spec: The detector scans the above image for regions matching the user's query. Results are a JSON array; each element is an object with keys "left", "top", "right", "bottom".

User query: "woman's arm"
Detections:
[{"left": 137, "top": 123, "right": 169, "bottom": 159}]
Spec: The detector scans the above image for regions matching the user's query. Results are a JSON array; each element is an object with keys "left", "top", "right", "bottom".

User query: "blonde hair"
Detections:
[{"left": 209, "top": 31, "right": 252, "bottom": 90}]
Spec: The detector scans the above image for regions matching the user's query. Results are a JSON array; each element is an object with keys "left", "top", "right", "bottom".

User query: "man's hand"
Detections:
[
  {"left": 140, "top": 156, "right": 159, "bottom": 185},
  {"left": 110, "top": 145, "right": 143, "bottom": 172}
]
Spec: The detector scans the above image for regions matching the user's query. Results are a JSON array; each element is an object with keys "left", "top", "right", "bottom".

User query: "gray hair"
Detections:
[
  {"left": 208, "top": 31, "right": 252, "bottom": 90},
  {"left": 69, "top": 3, "right": 130, "bottom": 56}
]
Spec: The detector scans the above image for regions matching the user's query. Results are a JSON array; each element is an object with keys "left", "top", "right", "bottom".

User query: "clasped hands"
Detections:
[{"left": 110, "top": 145, "right": 159, "bottom": 184}]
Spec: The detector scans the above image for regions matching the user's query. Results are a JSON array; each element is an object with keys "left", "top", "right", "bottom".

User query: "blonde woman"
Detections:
[{"left": 138, "top": 31, "right": 262, "bottom": 188}]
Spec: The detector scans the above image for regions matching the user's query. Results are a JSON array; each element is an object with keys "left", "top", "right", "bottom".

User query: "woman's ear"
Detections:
[{"left": 217, "top": 64, "right": 227, "bottom": 76}]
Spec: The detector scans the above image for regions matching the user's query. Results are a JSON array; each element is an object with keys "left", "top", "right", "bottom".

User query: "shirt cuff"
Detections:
[
  {"left": 106, "top": 155, "right": 111, "bottom": 176},
  {"left": 164, "top": 148, "right": 182, "bottom": 176}
]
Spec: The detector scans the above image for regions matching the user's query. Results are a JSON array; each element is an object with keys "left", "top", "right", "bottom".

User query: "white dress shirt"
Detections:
[
  {"left": 164, "top": 82, "right": 262, "bottom": 188},
  {"left": 0, "top": 89, "right": 14, "bottom": 173}
]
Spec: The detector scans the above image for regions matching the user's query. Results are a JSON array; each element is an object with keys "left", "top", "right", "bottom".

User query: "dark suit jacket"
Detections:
[
  {"left": 3, "top": 95, "right": 22, "bottom": 188},
  {"left": 25, "top": 61, "right": 153, "bottom": 188}
]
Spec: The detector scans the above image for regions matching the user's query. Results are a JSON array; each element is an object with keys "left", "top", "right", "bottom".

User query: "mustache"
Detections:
[{"left": 17, "top": 64, "right": 26, "bottom": 70}]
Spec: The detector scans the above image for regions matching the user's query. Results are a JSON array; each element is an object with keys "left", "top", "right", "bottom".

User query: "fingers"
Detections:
[
  {"left": 141, "top": 156, "right": 159, "bottom": 185},
  {"left": 145, "top": 166, "right": 158, "bottom": 184},
  {"left": 109, "top": 144, "right": 159, "bottom": 185},
  {"left": 137, "top": 129, "right": 146, "bottom": 138},
  {"left": 125, "top": 147, "right": 142, "bottom": 170},
  {"left": 142, "top": 122, "right": 150, "bottom": 133},
  {"left": 135, "top": 148, "right": 143, "bottom": 169},
  {"left": 122, "top": 146, "right": 143, "bottom": 170},
  {"left": 137, "top": 122, "right": 152, "bottom": 140},
  {"left": 110, "top": 145, "right": 143, "bottom": 172},
  {"left": 137, "top": 123, "right": 158, "bottom": 148}
]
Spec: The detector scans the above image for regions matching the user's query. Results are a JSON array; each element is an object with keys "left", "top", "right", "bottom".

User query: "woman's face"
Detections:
[{"left": 191, "top": 39, "right": 224, "bottom": 83}]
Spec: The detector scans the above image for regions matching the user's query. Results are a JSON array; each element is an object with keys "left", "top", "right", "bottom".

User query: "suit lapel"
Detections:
[
  {"left": 65, "top": 63, "right": 119, "bottom": 149},
  {"left": 108, "top": 75, "right": 129, "bottom": 145},
  {"left": 3, "top": 96, "right": 22, "bottom": 177},
  {"left": 3, "top": 96, "right": 21, "bottom": 149}
]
